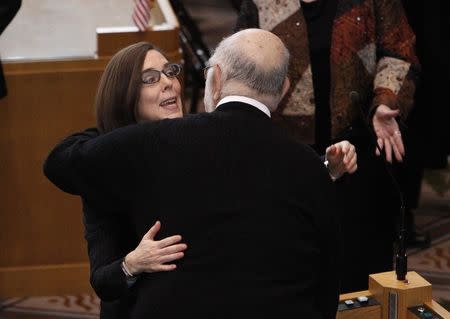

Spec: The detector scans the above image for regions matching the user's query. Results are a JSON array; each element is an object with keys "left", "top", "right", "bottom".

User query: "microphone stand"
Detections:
[{"left": 349, "top": 91, "right": 408, "bottom": 281}]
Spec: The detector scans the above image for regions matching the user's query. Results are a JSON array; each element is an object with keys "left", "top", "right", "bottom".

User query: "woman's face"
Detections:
[{"left": 136, "top": 50, "right": 183, "bottom": 122}]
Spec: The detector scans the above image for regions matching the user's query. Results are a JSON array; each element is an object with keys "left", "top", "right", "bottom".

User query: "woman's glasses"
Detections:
[{"left": 141, "top": 63, "right": 182, "bottom": 85}]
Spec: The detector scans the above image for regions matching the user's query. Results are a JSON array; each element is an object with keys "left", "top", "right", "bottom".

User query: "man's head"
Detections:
[{"left": 203, "top": 29, "right": 290, "bottom": 113}]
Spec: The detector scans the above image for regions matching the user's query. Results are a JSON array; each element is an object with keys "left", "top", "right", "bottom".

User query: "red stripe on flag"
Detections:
[{"left": 132, "top": 0, "right": 151, "bottom": 32}]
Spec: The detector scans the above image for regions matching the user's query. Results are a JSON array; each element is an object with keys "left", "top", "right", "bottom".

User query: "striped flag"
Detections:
[{"left": 132, "top": 0, "right": 154, "bottom": 31}]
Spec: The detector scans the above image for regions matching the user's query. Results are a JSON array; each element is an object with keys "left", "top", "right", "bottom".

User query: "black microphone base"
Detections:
[{"left": 396, "top": 254, "right": 408, "bottom": 281}]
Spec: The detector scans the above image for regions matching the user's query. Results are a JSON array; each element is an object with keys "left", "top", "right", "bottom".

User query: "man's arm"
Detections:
[{"left": 324, "top": 141, "right": 358, "bottom": 181}]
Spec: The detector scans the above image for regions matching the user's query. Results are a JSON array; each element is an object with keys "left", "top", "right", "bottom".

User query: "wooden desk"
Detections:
[{"left": 337, "top": 271, "right": 450, "bottom": 319}]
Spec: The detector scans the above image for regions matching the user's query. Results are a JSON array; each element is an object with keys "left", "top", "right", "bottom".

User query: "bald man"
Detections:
[{"left": 44, "top": 29, "right": 340, "bottom": 319}]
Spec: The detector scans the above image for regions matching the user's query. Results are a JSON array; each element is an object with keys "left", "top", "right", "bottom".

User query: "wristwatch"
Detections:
[{"left": 324, "top": 159, "right": 338, "bottom": 181}]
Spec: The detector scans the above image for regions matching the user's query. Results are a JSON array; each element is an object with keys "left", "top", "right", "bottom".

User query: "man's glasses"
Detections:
[
  {"left": 141, "top": 63, "right": 182, "bottom": 85},
  {"left": 203, "top": 64, "right": 219, "bottom": 80},
  {"left": 203, "top": 65, "right": 213, "bottom": 80}
]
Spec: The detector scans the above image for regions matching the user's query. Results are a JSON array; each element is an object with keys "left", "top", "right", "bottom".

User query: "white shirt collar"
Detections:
[{"left": 216, "top": 95, "right": 271, "bottom": 118}]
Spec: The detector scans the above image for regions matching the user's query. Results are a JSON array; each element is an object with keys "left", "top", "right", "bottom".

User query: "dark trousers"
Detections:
[{"left": 334, "top": 126, "right": 400, "bottom": 293}]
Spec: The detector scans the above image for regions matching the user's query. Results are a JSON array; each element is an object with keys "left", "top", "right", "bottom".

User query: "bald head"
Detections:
[
  {"left": 206, "top": 28, "right": 290, "bottom": 110},
  {"left": 225, "top": 28, "right": 288, "bottom": 72}
]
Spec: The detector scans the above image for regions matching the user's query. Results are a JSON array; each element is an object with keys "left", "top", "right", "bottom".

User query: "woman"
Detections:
[
  {"left": 45, "top": 42, "right": 187, "bottom": 318},
  {"left": 236, "top": 0, "right": 419, "bottom": 292}
]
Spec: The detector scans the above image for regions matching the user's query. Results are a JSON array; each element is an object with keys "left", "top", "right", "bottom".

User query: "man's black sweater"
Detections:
[{"left": 44, "top": 102, "right": 340, "bottom": 319}]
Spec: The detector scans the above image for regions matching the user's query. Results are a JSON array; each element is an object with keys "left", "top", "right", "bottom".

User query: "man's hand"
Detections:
[
  {"left": 325, "top": 140, "right": 357, "bottom": 180},
  {"left": 125, "top": 221, "right": 187, "bottom": 275},
  {"left": 372, "top": 104, "right": 405, "bottom": 163}
]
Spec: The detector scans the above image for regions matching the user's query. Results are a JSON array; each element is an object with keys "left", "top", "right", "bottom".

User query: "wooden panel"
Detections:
[
  {"left": 97, "top": 28, "right": 180, "bottom": 58},
  {"left": 338, "top": 287, "right": 449, "bottom": 319},
  {"left": 369, "top": 271, "right": 433, "bottom": 319},
  {"left": 424, "top": 301, "right": 450, "bottom": 319},
  {"left": 0, "top": 264, "right": 93, "bottom": 297},
  {"left": 0, "top": 61, "right": 102, "bottom": 270},
  {"left": 340, "top": 290, "right": 372, "bottom": 301},
  {"left": 338, "top": 290, "right": 381, "bottom": 319},
  {"left": 3, "top": 58, "right": 108, "bottom": 75}
]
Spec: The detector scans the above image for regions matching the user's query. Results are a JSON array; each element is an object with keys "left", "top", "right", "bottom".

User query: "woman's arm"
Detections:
[
  {"left": 84, "top": 202, "right": 187, "bottom": 301},
  {"left": 84, "top": 203, "right": 138, "bottom": 301},
  {"left": 43, "top": 128, "right": 132, "bottom": 300},
  {"left": 371, "top": 0, "right": 420, "bottom": 118},
  {"left": 43, "top": 123, "right": 159, "bottom": 209},
  {"left": 43, "top": 128, "right": 100, "bottom": 195},
  {"left": 45, "top": 127, "right": 187, "bottom": 300},
  {"left": 370, "top": 0, "right": 420, "bottom": 162}
]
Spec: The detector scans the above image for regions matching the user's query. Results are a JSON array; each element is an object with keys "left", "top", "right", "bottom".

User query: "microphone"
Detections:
[{"left": 349, "top": 91, "right": 408, "bottom": 281}]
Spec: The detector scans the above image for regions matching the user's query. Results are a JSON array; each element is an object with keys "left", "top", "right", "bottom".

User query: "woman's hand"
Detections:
[
  {"left": 372, "top": 104, "right": 405, "bottom": 163},
  {"left": 124, "top": 221, "right": 187, "bottom": 275}
]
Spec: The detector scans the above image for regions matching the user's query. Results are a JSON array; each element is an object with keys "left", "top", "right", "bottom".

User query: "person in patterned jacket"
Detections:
[{"left": 236, "top": 0, "right": 420, "bottom": 293}]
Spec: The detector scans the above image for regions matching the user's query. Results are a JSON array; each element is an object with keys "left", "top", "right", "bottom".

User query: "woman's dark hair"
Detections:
[{"left": 95, "top": 42, "right": 155, "bottom": 133}]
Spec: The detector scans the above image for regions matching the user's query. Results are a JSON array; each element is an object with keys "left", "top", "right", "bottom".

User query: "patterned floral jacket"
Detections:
[{"left": 237, "top": 0, "right": 420, "bottom": 144}]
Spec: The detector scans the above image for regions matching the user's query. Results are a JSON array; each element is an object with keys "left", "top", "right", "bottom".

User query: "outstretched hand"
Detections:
[
  {"left": 325, "top": 141, "right": 358, "bottom": 179},
  {"left": 125, "top": 220, "right": 187, "bottom": 275},
  {"left": 325, "top": 140, "right": 357, "bottom": 180},
  {"left": 372, "top": 104, "right": 405, "bottom": 163}
]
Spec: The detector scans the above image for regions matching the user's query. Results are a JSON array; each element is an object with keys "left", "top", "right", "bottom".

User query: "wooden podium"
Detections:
[
  {"left": 0, "top": 0, "right": 181, "bottom": 297},
  {"left": 337, "top": 271, "right": 450, "bottom": 319}
]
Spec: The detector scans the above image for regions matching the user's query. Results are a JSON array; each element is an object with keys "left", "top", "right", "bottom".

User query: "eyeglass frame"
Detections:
[
  {"left": 141, "top": 63, "right": 182, "bottom": 85},
  {"left": 203, "top": 64, "right": 219, "bottom": 81}
]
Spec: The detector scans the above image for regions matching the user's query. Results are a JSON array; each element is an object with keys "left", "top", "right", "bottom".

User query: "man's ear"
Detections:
[
  {"left": 281, "top": 77, "right": 290, "bottom": 100},
  {"left": 213, "top": 65, "right": 222, "bottom": 104}
]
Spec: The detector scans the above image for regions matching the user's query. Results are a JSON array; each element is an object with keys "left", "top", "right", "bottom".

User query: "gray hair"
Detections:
[{"left": 209, "top": 34, "right": 290, "bottom": 97}]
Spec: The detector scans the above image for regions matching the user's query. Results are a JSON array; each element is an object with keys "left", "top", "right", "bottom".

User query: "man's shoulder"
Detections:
[
  {"left": 150, "top": 112, "right": 223, "bottom": 133},
  {"left": 269, "top": 128, "right": 329, "bottom": 180},
  {"left": 271, "top": 126, "right": 320, "bottom": 160}
]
